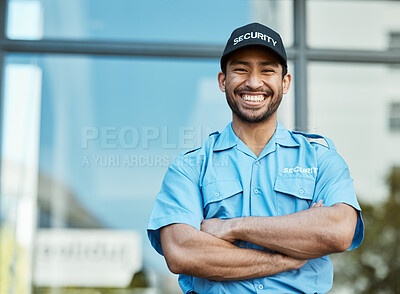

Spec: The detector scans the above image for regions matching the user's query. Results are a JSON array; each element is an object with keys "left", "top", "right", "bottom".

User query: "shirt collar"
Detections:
[
  {"left": 213, "top": 122, "right": 238, "bottom": 151},
  {"left": 213, "top": 121, "right": 299, "bottom": 152},
  {"left": 275, "top": 121, "right": 300, "bottom": 148}
]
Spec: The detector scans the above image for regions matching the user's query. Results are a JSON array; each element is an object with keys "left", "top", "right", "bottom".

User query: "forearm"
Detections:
[
  {"left": 160, "top": 223, "right": 305, "bottom": 281},
  {"left": 229, "top": 204, "right": 357, "bottom": 259},
  {"left": 201, "top": 203, "right": 358, "bottom": 260}
]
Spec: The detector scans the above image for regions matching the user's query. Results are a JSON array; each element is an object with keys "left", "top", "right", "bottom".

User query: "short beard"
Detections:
[{"left": 226, "top": 87, "right": 283, "bottom": 124}]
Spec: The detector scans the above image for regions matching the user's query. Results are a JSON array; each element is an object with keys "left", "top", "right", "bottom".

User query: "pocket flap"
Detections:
[
  {"left": 202, "top": 180, "right": 243, "bottom": 206},
  {"left": 274, "top": 177, "right": 315, "bottom": 200}
]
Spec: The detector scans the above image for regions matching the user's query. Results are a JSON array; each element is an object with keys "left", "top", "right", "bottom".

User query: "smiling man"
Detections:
[{"left": 147, "top": 23, "right": 364, "bottom": 293}]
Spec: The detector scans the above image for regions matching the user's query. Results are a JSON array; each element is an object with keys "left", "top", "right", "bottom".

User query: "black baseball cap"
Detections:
[{"left": 220, "top": 22, "right": 287, "bottom": 71}]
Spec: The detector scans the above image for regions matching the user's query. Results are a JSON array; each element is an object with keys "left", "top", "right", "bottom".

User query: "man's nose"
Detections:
[{"left": 245, "top": 72, "right": 263, "bottom": 90}]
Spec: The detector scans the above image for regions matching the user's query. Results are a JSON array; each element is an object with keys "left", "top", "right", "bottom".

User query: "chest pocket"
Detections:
[
  {"left": 274, "top": 177, "right": 315, "bottom": 215},
  {"left": 202, "top": 180, "right": 243, "bottom": 219}
]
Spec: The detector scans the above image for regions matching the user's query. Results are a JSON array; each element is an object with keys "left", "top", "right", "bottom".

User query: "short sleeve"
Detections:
[
  {"left": 178, "top": 274, "right": 194, "bottom": 294},
  {"left": 147, "top": 155, "right": 204, "bottom": 255},
  {"left": 314, "top": 149, "right": 364, "bottom": 250}
]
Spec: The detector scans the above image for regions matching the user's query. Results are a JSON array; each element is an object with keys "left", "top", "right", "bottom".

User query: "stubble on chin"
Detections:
[{"left": 225, "top": 90, "right": 283, "bottom": 124}]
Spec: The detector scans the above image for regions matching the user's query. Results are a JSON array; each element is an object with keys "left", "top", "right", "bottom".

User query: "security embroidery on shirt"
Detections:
[{"left": 283, "top": 166, "right": 318, "bottom": 175}]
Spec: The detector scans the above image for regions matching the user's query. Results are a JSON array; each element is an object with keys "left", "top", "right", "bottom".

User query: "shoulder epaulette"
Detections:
[
  {"left": 292, "top": 131, "right": 335, "bottom": 150},
  {"left": 183, "top": 131, "right": 219, "bottom": 156},
  {"left": 183, "top": 146, "right": 201, "bottom": 156},
  {"left": 209, "top": 131, "right": 220, "bottom": 137}
]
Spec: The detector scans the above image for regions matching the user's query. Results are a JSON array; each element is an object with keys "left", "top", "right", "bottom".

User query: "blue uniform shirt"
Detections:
[{"left": 147, "top": 122, "right": 364, "bottom": 294}]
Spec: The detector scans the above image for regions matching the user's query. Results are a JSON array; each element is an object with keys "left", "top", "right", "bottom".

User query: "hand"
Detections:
[
  {"left": 310, "top": 199, "right": 324, "bottom": 209},
  {"left": 201, "top": 218, "right": 236, "bottom": 243}
]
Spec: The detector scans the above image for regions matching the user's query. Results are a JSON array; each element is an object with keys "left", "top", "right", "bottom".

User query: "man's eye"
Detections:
[
  {"left": 234, "top": 68, "right": 247, "bottom": 72},
  {"left": 262, "top": 69, "right": 274, "bottom": 73}
]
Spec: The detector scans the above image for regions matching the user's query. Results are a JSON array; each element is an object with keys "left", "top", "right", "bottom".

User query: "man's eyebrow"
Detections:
[
  {"left": 229, "top": 60, "right": 279, "bottom": 67},
  {"left": 259, "top": 61, "right": 279, "bottom": 68},
  {"left": 229, "top": 60, "right": 250, "bottom": 66}
]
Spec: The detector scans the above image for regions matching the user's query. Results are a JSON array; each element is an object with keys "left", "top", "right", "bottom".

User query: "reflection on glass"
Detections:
[
  {"left": 6, "top": 0, "right": 293, "bottom": 46},
  {"left": 308, "top": 0, "right": 400, "bottom": 50},
  {"left": 5, "top": 54, "right": 287, "bottom": 292},
  {"left": 7, "top": 0, "right": 43, "bottom": 40},
  {"left": 34, "top": 229, "right": 142, "bottom": 288},
  {"left": 0, "top": 64, "right": 42, "bottom": 294},
  {"left": 0, "top": 56, "right": 296, "bottom": 294}
]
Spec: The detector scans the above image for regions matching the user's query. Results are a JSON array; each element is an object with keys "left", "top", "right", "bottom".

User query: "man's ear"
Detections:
[
  {"left": 282, "top": 72, "right": 292, "bottom": 95},
  {"left": 218, "top": 71, "right": 226, "bottom": 92}
]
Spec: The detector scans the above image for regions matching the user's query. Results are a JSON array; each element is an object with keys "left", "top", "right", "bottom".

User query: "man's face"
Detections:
[{"left": 218, "top": 46, "right": 291, "bottom": 124}]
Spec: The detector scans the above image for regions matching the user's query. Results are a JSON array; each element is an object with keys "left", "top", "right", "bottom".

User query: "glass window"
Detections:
[
  {"left": 309, "top": 62, "right": 400, "bottom": 292},
  {"left": 2, "top": 0, "right": 296, "bottom": 291},
  {"left": 308, "top": 0, "right": 400, "bottom": 50},
  {"left": 2, "top": 53, "right": 251, "bottom": 291},
  {"left": 0, "top": 62, "right": 42, "bottom": 294},
  {"left": 6, "top": 0, "right": 294, "bottom": 47},
  {"left": 0, "top": 54, "right": 295, "bottom": 293},
  {"left": 0, "top": 52, "right": 295, "bottom": 292},
  {"left": 309, "top": 62, "right": 400, "bottom": 202}
]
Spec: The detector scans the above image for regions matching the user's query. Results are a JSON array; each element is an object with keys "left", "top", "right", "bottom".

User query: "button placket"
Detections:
[{"left": 252, "top": 160, "right": 261, "bottom": 197}]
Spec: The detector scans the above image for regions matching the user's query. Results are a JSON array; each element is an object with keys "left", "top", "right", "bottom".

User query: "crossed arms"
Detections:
[{"left": 159, "top": 201, "right": 358, "bottom": 281}]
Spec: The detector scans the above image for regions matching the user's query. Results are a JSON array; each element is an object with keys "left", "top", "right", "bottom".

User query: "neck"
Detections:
[{"left": 231, "top": 114, "right": 277, "bottom": 157}]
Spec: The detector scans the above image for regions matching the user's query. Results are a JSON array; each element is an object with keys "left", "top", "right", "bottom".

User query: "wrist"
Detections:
[
  {"left": 282, "top": 255, "right": 307, "bottom": 271},
  {"left": 228, "top": 217, "right": 242, "bottom": 240}
]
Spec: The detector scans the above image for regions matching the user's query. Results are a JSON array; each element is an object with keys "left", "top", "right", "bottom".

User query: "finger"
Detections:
[{"left": 311, "top": 200, "right": 324, "bottom": 208}]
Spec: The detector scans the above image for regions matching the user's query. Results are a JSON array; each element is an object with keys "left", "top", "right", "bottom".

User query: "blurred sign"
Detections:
[{"left": 34, "top": 229, "right": 142, "bottom": 287}]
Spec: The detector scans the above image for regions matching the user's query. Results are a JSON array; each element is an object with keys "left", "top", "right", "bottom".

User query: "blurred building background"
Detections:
[{"left": 0, "top": 0, "right": 400, "bottom": 293}]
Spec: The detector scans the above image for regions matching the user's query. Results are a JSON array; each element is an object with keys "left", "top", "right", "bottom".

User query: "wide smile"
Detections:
[
  {"left": 242, "top": 94, "right": 265, "bottom": 102},
  {"left": 239, "top": 93, "right": 268, "bottom": 106}
]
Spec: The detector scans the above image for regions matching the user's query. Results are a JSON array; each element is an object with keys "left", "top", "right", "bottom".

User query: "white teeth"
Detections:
[{"left": 242, "top": 95, "right": 265, "bottom": 102}]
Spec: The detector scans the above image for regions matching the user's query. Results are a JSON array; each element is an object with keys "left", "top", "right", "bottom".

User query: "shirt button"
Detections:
[
  {"left": 214, "top": 192, "right": 220, "bottom": 197},
  {"left": 254, "top": 189, "right": 259, "bottom": 194},
  {"left": 299, "top": 189, "right": 305, "bottom": 194},
  {"left": 255, "top": 160, "right": 260, "bottom": 165},
  {"left": 258, "top": 284, "right": 264, "bottom": 290}
]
